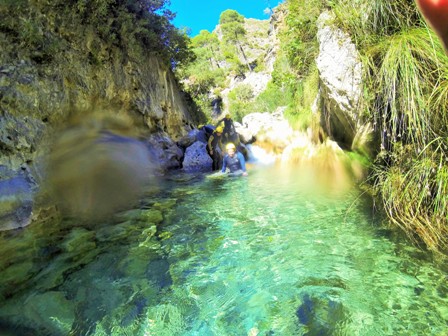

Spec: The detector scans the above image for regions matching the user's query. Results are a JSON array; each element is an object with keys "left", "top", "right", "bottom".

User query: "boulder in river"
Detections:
[{"left": 182, "top": 141, "right": 213, "bottom": 172}]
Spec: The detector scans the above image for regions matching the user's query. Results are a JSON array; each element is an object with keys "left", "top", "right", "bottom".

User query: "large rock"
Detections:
[
  {"left": 240, "top": 108, "right": 294, "bottom": 153},
  {"left": 147, "top": 132, "right": 184, "bottom": 172},
  {"left": 296, "top": 292, "right": 346, "bottom": 334},
  {"left": 0, "top": 112, "right": 46, "bottom": 170},
  {"left": 182, "top": 141, "right": 212, "bottom": 172},
  {"left": 0, "top": 166, "right": 36, "bottom": 231},
  {"left": 177, "top": 125, "right": 215, "bottom": 148},
  {"left": 1, "top": 10, "right": 197, "bottom": 229},
  {"left": 316, "top": 11, "right": 376, "bottom": 156},
  {"left": 234, "top": 121, "right": 256, "bottom": 144}
]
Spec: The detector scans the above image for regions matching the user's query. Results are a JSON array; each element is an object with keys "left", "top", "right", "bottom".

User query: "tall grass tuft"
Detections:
[
  {"left": 321, "top": 0, "right": 448, "bottom": 254},
  {"left": 366, "top": 28, "right": 448, "bottom": 151},
  {"left": 370, "top": 140, "right": 448, "bottom": 252},
  {"left": 332, "top": 0, "right": 421, "bottom": 48}
]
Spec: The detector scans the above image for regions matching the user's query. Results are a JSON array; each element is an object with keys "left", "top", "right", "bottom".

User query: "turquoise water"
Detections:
[{"left": 1, "top": 165, "right": 448, "bottom": 335}]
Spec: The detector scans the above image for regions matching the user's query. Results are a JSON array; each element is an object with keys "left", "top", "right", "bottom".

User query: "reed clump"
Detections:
[{"left": 282, "top": 0, "right": 448, "bottom": 254}]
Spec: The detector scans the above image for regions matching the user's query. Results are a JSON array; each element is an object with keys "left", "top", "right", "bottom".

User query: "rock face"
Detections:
[
  {"left": 0, "top": 166, "right": 36, "bottom": 231},
  {"left": 147, "top": 133, "right": 185, "bottom": 172},
  {"left": 214, "top": 17, "right": 278, "bottom": 116},
  {"left": 316, "top": 11, "right": 375, "bottom": 156},
  {"left": 0, "top": 8, "right": 198, "bottom": 230},
  {"left": 182, "top": 141, "right": 213, "bottom": 172},
  {"left": 240, "top": 108, "right": 295, "bottom": 153}
]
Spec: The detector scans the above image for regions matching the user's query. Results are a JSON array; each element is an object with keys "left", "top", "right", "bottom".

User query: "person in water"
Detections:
[
  {"left": 207, "top": 126, "right": 224, "bottom": 171},
  {"left": 221, "top": 142, "right": 248, "bottom": 176}
]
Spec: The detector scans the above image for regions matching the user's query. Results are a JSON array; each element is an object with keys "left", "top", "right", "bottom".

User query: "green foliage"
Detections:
[
  {"left": 0, "top": 0, "right": 193, "bottom": 67},
  {"left": 331, "top": 0, "right": 421, "bottom": 48},
  {"left": 228, "top": 84, "right": 254, "bottom": 121},
  {"left": 278, "top": 0, "right": 448, "bottom": 253},
  {"left": 175, "top": 29, "right": 226, "bottom": 120},
  {"left": 324, "top": 0, "right": 448, "bottom": 253},
  {"left": 285, "top": 66, "right": 319, "bottom": 130},
  {"left": 219, "top": 9, "right": 246, "bottom": 45},
  {"left": 268, "top": 1, "right": 322, "bottom": 131},
  {"left": 253, "top": 81, "right": 293, "bottom": 113},
  {"left": 365, "top": 27, "right": 448, "bottom": 151},
  {"left": 368, "top": 140, "right": 448, "bottom": 252},
  {"left": 183, "top": 63, "right": 225, "bottom": 95},
  {"left": 219, "top": 9, "right": 250, "bottom": 68},
  {"left": 191, "top": 30, "right": 221, "bottom": 63},
  {"left": 283, "top": 0, "right": 323, "bottom": 75},
  {"left": 219, "top": 9, "right": 245, "bottom": 25}
]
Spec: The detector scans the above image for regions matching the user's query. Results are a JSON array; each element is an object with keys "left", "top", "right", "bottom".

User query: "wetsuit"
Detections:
[
  {"left": 221, "top": 152, "right": 246, "bottom": 175},
  {"left": 207, "top": 131, "right": 223, "bottom": 171},
  {"left": 218, "top": 118, "right": 238, "bottom": 146}
]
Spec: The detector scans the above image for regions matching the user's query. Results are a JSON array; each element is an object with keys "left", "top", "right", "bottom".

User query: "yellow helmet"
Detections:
[
  {"left": 216, "top": 126, "right": 223, "bottom": 133},
  {"left": 225, "top": 114, "right": 231, "bottom": 118},
  {"left": 226, "top": 143, "right": 236, "bottom": 150}
]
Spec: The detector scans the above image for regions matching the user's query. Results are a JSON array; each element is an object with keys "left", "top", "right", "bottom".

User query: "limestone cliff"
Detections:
[
  {"left": 0, "top": 2, "right": 198, "bottom": 230},
  {"left": 216, "top": 17, "right": 278, "bottom": 116},
  {"left": 315, "top": 12, "right": 377, "bottom": 158}
]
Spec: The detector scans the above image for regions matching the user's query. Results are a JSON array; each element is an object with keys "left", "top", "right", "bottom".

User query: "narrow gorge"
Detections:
[{"left": 1, "top": 0, "right": 448, "bottom": 335}]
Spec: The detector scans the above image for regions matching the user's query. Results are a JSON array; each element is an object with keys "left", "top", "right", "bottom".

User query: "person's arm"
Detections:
[
  {"left": 237, "top": 152, "right": 247, "bottom": 175},
  {"left": 221, "top": 155, "right": 227, "bottom": 173},
  {"left": 207, "top": 134, "right": 214, "bottom": 152}
]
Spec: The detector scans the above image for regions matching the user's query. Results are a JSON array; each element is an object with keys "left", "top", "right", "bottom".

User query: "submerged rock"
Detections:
[
  {"left": 24, "top": 291, "right": 75, "bottom": 335},
  {"left": 296, "top": 292, "right": 346, "bottom": 335},
  {"left": 60, "top": 227, "right": 96, "bottom": 254},
  {"left": 115, "top": 208, "right": 163, "bottom": 226},
  {"left": 0, "top": 291, "right": 75, "bottom": 336}
]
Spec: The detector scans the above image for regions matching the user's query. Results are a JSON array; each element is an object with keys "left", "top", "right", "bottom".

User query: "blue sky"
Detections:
[{"left": 168, "top": 0, "right": 283, "bottom": 37}]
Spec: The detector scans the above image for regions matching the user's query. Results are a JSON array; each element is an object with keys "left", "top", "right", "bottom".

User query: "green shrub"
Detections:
[{"left": 228, "top": 84, "right": 254, "bottom": 121}]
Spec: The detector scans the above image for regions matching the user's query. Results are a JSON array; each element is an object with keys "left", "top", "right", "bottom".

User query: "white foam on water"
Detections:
[{"left": 246, "top": 144, "right": 276, "bottom": 165}]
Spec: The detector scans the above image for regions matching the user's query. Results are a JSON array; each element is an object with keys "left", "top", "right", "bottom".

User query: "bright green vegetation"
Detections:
[
  {"left": 176, "top": 0, "right": 448, "bottom": 253},
  {"left": 178, "top": 0, "right": 320, "bottom": 124},
  {"left": 1, "top": 168, "right": 447, "bottom": 334},
  {"left": 176, "top": 10, "right": 275, "bottom": 122},
  {"left": 279, "top": 0, "right": 448, "bottom": 254},
  {"left": 175, "top": 29, "right": 226, "bottom": 116},
  {"left": 0, "top": 0, "right": 192, "bottom": 67}
]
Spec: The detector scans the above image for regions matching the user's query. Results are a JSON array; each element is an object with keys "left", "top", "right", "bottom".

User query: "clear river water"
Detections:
[{"left": 0, "top": 164, "right": 447, "bottom": 335}]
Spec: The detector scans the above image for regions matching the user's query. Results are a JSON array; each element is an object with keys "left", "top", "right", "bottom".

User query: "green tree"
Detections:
[
  {"left": 192, "top": 30, "right": 222, "bottom": 69},
  {"left": 219, "top": 9, "right": 251, "bottom": 72},
  {"left": 228, "top": 84, "right": 254, "bottom": 121},
  {"left": 39, "top": 0, "right": 194, "bottom": 67}
]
